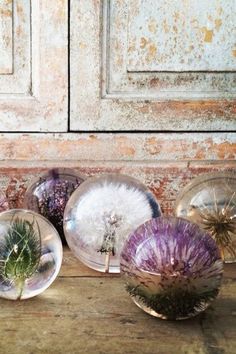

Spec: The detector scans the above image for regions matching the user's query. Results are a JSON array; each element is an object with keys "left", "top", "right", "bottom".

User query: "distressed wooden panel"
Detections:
[
  {"left": 127, "top": 0, "right": 236, "bottom": 71},
  {"left": 70, "top": 0, "right": 236, "bottom": 131},
  {"left": 0, "top": 0, "right": 13, "bottom": 74},
  {"left": 0, "top": 0, "right": 68, "bottom": 132},
  {"left": 107, "top": 0, "right": 236, "bottom": 97},
  {"left": 0, "top": 133, "right": 234, "bottom": 161},
  {"left": 0, "top": 0, "right": 30, "bottom": 93}
]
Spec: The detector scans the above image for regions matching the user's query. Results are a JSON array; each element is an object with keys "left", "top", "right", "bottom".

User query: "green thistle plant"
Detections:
[{"left": 0, "top": 217, "right": 41, "bottom": 299}]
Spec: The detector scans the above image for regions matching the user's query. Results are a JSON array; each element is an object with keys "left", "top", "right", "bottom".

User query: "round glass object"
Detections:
[
  {"left": 120, "top": 217, "right": 223, "bottom": 320},
  {"left": 0, "top": 209, "right": 62, "bottom": 300},
  {"left": 175, "top": 172, "right": 236, "bottom": 263},
  {"left": 64, "top": 174, "right": 161, "bottom": 273},
  {"left": 24, "top": 168, "right": 84, "bottom": 244}
]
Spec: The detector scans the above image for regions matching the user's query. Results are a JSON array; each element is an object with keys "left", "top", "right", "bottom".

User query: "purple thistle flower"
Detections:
[{"left": 120, "top": 217, "right": 223, "bottom": 320}]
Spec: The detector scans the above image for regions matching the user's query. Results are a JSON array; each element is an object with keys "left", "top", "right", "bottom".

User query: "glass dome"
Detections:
[
  {"left": 175, "top": 172, "right": 236, "bottom": 263},
  {"left": 64, "top": 173, "right": 161, "bottom": 273},
  {"left": 120, "top": 217, "right": 223, "bottom": 320},
  {"left": 24, "top": 168, "right": 84, "bottom": 244},
  {"left": 0, "top": 209, "right": 62, "bottom": 300}
]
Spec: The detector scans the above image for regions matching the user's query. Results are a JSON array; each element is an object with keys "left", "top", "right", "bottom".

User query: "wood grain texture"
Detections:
[{"left": 0, "top": 248, "right": 235, "bottom": 354}]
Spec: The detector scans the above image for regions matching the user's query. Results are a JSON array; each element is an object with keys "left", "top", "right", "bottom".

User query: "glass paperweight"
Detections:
[
  {"left": 120, "top": 217, "right": 223, "bottom": 320},
  {"left": 0, "top": 191, "right": 9, "bottom": 212},
  {"left": 64, "top": 174, "right": 161, "bottom": 273},
  {"left": 175, "top": 172, "right": 236, "bottom": 263},
  {"left": 24, "top": 168, "right": 84, "bottom": 244},
  {"left": 0, "top": 209, "right": 62, "bottom": 300}
]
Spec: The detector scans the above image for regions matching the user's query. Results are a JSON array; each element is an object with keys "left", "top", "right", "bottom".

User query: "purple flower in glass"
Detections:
[
  {"left": 24, "top": 168, "right": 84, "bottom": 244},
  {"left": 120, "top": 217, "right": 223, "bottom": 320}
]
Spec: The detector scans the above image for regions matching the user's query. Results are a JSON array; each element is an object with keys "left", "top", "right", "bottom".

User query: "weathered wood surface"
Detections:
[
  {"left": 0, "top": 248, "right": 235, "bottom": 354},
  {"left": 0, "top": 133, "right": 235, "bottom": 161},
  {"left": 71, "top": 0, "right": 236, "bottom": 131},
  {"left": 0, "top": 0, "right": 68, "bottom": 131}
]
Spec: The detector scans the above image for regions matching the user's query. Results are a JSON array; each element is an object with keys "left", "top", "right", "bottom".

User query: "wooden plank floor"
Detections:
[{"left": 0, "top": 248, "right": 235, "bottom": 354}]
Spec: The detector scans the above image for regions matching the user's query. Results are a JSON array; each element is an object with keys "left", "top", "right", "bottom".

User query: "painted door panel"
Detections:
[
  {"left": 70, "top": 0, "right": 236, "bottom": 131},
  {"left": 0, "top": 0, "right": 68, "bottom": 132}
]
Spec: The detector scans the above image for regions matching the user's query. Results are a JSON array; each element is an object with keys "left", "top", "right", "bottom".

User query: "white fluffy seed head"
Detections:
[{"left": 70, "top": 180, "right": 156, "bottom": 253}]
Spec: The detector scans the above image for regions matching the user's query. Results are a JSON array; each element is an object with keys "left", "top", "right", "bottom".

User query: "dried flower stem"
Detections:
[
  {"left": 104, "top": 253, "right": 111, "bottom": 273},
  {"left": 98, "top": 213, "right": 122, "bottom": 273}
]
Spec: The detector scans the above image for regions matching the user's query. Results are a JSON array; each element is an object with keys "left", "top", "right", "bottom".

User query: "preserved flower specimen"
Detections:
[
  {"left": 175, "top": 172, "right": 236, "bottom": 263},
  {"left": 64, "top": 174, "right": 161, "bottom": 273},
  {"left": 0, "top": 209, "right": 62, "bottom": 300},
  {"left": 120, "top": 217, "right": 223, "bottom": 320},
  {"left": 24, "top": 168, "right": 84, "bottom": 244}
]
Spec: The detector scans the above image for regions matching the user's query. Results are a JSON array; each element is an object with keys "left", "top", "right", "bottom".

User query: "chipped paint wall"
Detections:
[
  {"left": 0, "top": 0, "right": 68, "bottom": 131},
  {"left": 0, "top": 0, "right": 235, "bottom": 212},
  {"left": 128, "top": 0, "right": 235, "bottom": 71},
  {"left": 0, "top": 133, "right": 235, "bottom": 215}
]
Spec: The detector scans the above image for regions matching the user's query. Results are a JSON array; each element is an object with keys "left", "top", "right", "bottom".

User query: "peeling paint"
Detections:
[
  {"left": 0, "top": 133, "right": 235, "bottom": 161},
  {"left": 127, "top": 0, "right": 235, "bottom": 71},
  {"left": 214, "top": 18, "right": 222, "bottom": 31},
  {"left": 0, "top": 162, "right": 235, "bottom": 216},
  {"left": 0, "top": 0, "right": 68, "bottom": 131},
  {"left": 0, "top": 0, "right": 12, "bottom": 74},
  {"left": 202, "top": 27, "right": 214, "bottom": 43},
  {"left": 71, "top": 0, "right": 236, "bottom": 131}
]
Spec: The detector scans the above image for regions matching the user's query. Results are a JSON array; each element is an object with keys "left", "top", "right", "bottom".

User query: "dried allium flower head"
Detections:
[
  {"left": 24, "top": 168, "right": 84, "bottom": 244},
  {"left": 175, "top": 172, "right": 236, "bottom": 263},
  {"left": 120, "top": 217, "right": 223, "bottom": 320},
  {"left": 64, "top": 174, "right": 161, "bottom": 273},
  {"left": 176, "top": 172, "right": 236, "bottom": 262},
  {"left": 193, "top": 202, "right": 236, "bottom": 260}
]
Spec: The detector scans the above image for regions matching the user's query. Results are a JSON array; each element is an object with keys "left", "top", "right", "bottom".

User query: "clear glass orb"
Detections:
[
  {"left": 120, "top": 217, "right": 223, "bottom": 320},
  {"left": 0, "top": 209, "right": 62, "bottom": 300},
  {"left": 64, "top": 174, "right": 161, "bottom": 273},
  {"left": 24, "top": 168, "right": 84, "bottom": 244},
  {"left": 175, "top": 172, "right": 236, "bottom": 263}
]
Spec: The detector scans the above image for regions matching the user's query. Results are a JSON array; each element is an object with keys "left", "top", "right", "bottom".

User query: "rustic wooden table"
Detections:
[{"left": 0, "top": 248, "right": 235, "bottom": 354}]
